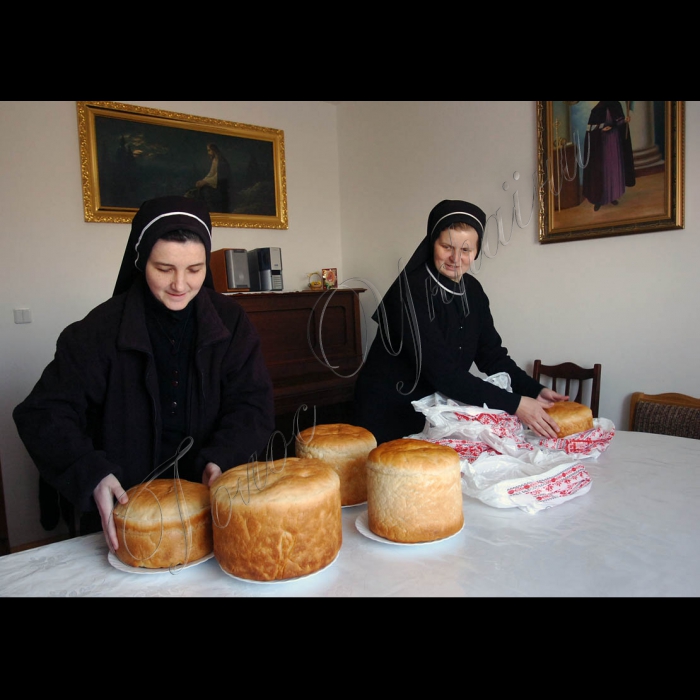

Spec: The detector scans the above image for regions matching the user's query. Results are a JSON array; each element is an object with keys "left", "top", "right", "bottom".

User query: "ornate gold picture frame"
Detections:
[
  {"left": 537, "top": 101, "right": 684, "bottom": 244},
  {"left": 76, "top": 101, "right": 288, "bottom": 229}
]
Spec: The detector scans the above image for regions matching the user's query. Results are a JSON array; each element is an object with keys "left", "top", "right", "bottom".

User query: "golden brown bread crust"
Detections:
[
  {"left": 113, "top": 479, "right": 213, "bottom": 569},
  {"left": 295, "top": 423, "right": 377, "bottom": 506},
  {"left": 545, "top": 401, "right": 594, "bottom": 437},
  {"left": 366, "top": 438, "right": 463, "bottom": 544},
  {"left": 211, "top": 457, "right": 342, "bottom": 581}
]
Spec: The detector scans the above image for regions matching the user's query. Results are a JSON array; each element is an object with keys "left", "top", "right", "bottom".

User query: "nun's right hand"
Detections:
[
  {"left": 515, "top": 396, "right": 560, "bottom": 439},
  {"left": 93, "top": 474, "right": 128, "bottom": 553}
]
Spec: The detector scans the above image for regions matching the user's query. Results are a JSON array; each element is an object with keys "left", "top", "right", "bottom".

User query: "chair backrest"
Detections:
[
  {"left": 532, "top": 360, "right": 601, "bottom": 418},
  {"left": 629, "top": 392, "right": 700, "bottom": 439}
]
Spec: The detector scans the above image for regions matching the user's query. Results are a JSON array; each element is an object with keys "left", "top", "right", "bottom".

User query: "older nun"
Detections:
[{"left": 354, "top": 199, "right": 566, "bottom": 445}]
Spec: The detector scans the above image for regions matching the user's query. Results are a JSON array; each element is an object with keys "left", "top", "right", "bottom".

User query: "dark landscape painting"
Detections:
[{"left": 94, "top": 115, "right": 277, "bottom": 217}]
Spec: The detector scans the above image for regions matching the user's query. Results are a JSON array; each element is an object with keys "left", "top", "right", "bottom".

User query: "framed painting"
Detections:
[
  {"left": 322, "top": 268, "right": 338, "bottom": 289},
  {"left": 76, "top": 101, "right": 288, "bottom": 229},
  {"left": 537, "top": 101, "right": 684, "bottom": 244}
]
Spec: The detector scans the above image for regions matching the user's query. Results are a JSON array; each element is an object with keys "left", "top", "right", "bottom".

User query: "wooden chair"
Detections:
[
  {"left": 532, "top": 360, "right": 602, "bottom": 418},
  {"left": 629, "top": 392, "right": 700, "bottom": 439}
]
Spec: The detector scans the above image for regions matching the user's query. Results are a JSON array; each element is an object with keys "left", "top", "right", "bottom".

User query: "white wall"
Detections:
[{"left": 2, "top": 100, "right": 698, "bottom": 550}]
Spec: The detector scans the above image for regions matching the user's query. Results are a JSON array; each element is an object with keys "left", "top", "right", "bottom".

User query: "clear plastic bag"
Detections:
[{"left": 409, "top": 387, "right": 615, "bottom": 514}]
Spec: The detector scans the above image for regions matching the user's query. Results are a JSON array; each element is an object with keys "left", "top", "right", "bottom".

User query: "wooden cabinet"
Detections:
[{"left": 229, "top": 289, "right": 365, "bottom": 423}]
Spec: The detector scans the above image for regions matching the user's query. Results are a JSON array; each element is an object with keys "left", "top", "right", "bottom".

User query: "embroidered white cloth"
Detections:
[{"left": 409, "top": 389, "right": 615, "bottom": 514}]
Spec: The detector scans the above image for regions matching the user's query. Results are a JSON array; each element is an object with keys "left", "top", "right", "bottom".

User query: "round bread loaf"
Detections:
[
  {"left": 545, "top": 401, "right": 594, "bottom": 437},
  {"left": 367, "top": 438, "right": 463, "bottom": 543},
  {"left": 295, "top": 423, "right": 377, "bottom": 506},
  {"left": 112, "top": 478, "right": 213, "bottom": 569},
  {"left": 211, "top": 457, "right": 342, "bottom": 581}
]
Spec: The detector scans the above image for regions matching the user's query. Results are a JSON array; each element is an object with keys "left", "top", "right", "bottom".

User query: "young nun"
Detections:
[{"left": 14, "top": 195, "right": 275, "bottom": 551}]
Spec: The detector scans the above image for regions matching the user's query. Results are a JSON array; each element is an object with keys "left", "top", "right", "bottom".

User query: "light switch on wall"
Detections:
[{"left": 13, "top": 308, "right": 32, "bottom": 324}]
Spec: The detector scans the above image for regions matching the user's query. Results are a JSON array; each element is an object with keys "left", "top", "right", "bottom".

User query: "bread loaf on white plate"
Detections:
[
  {"left": 112, "top": 478, "right": 213, "bottom": 569},
  {"left": 295, "top": 423, "right": 376, "bottom": 506},
  {"left": 366, "top": 438, "right": 463, "bottom": 543},
  {"left": 211, "top": 457, "right": 342, "bottom": 581}
]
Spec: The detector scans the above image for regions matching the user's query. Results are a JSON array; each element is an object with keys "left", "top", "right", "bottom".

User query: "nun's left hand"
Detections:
[{"left": 537, "top": 387, "right": 568, "bottom": 404}]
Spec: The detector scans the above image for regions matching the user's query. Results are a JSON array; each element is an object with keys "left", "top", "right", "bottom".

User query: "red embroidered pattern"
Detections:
[
  {"left": 433, "top": 438, "right": 498, "bottom": 461},
  {"left": 453, "top": 411, "right": 523, "bottom": 438},
  {"left": 506, "top": 440, "right": 536, "bottom": 453},
  {"left": 537, "top": 426, "right": 615, "bottom": 455},
  {"left": 506, "top": 464, "right": 591, "bottom": 502}
]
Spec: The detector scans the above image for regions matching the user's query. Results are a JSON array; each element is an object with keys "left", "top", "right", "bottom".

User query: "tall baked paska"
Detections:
[
  {"left": 211, "top": 457, "right": 342, "bottom": 581},
  {"left": 366, "top": 438, "right": 463, "bottom": 543},
  {"left": 295, "top": 423, "right": 377, "bottom": 506},
  {"left": 112, "top": 478, "right": 213, "bottom": 569}
]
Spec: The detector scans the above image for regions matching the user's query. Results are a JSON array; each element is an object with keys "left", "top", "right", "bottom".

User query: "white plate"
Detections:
[
  {"left": 108, "top": 550, "right": 215, "bottom": 575},
  {"left": 342, "top": 501, "right": 367, "bottom": 509},
  {"left": 218, "top": 551, "right": 339, "bottom": 584},
  {"left": 355, "top": 511, "right": 464, "bottom": 546}
]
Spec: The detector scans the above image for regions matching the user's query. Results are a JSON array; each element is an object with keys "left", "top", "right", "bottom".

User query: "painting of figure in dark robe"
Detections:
[
  {"left": 537, "top": 100, "right": 683, "bottom": 243},
  {"left": 582, "top": 101, "right": 636, "bottom": 212}
]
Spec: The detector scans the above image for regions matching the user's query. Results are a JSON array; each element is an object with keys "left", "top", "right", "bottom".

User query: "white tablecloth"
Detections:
[{"left": 1, "top": 430, "right": 699, "bottom": 597}]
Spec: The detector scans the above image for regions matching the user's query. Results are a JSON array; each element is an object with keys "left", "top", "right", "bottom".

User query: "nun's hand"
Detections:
[
  {"left": 93, "top": 474, "right": 128, "bottom": 553},
  {"left": 202, "top": 462, "right": 222, "bottom": 487},
  {"left": 516, "top": 396, "right": 561, "bottom": 439},
  {"left": 537, "top": 387, "right": 568, "bottom": 404}
]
